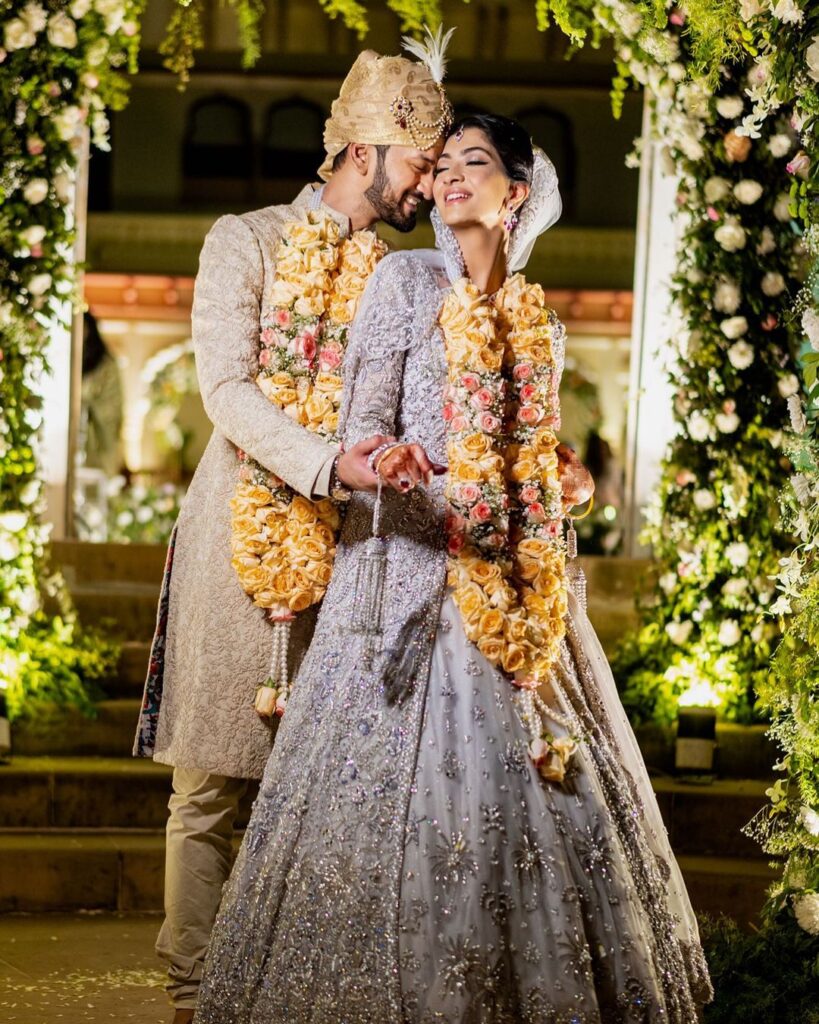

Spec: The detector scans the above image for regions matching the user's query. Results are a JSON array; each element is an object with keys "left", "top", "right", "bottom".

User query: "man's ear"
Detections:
[
  {"left": 347, "top": 143, "right": 372, "bottom": 178},
  {"left": 509, "top": 181, "right": 530, "bottom": 212}
]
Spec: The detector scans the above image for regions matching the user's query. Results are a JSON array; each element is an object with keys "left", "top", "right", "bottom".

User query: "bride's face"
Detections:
[{"left": 433, "top": 127, "right": 528, "bottom": 231}]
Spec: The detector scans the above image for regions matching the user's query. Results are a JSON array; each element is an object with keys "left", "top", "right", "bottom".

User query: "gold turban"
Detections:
[{"left": 318, "top": 47, "right": 454, "bottom": 181}]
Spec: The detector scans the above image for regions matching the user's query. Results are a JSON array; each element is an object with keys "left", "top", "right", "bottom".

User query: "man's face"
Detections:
[{"left": 365, "top": 141, "right": 444, "bottom": 232}]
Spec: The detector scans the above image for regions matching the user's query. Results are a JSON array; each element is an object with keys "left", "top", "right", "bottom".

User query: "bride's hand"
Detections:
[
  {"left": 377, "top": 443, "right": 446, "bottom": 493},
  {"left": 556, "top": 443, "right": 595, "bottom": 510}
]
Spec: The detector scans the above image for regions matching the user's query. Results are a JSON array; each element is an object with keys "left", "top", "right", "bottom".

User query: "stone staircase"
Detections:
[{"left": 0, "top": 543, "right": 779, "bottom": 923}]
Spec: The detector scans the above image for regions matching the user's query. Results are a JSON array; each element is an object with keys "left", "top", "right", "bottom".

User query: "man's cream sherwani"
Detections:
[{"left": 134, "top": 186, "right": 350, "bottom": 780}]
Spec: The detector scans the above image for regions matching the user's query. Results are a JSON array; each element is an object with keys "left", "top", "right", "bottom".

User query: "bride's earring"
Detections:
[{"left": 503, "top": 206, "right": 519, "bottom": 232}]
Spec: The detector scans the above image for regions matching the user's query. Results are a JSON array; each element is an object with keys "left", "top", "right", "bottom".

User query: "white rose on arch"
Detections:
[
  {"left": 47, "top": 12, "right": 77, "bottom": 47},
  {"left": 687, "top": 412, "right": 712, "bottom": 443},
  {"left": 21, "top": 2, "right": 47, "bottom": 32},
  {"left": 739, "top": 0, "right": 762, "bottom": 19},
  {"left": 768, "top": 133, "right": 792, "bottom": 158},
  {"left": 23, "top": 178, "right": 49, "bottom": 204},
  {"left": 725, "top": 541, "right": 750, "bottom": 569},
  {"left": 717, "top": 620, "right": 742, "bottom": 647},
  {"left": 733, "top": 180, "right": 763, "bottom": 204},
  {"left": 28, "top": 272, "right": 52, "bottom": 296},
  {"left": 53, "top": 105, "right": 83, "bottom": 141},
  {"left": 728, "top": 340, "right": 754, "bottom": 370},
  {"left": 761, "top": 272, "right": 786, "bottom": 296},
  {"left": 70, "top": 0, "right": 92, "bottom": 16},
  {"left": 693, "top": 489, "right": 716, "bottom": 511},
  {"left": 807, "top": 36, "right": 819, "bottom": 83},
  {"left": 757, "top": 226, "right": 777, "bottom": 254},
  {"left": 704, "top": 176, "right": 731, "bottom": 203},
  {"left": 53, "top": 170, "right": 73, "bottom": 203},
  {"left": 716, "top": 409, "right": 740, "bottom": 433},
  {"left": 715, "top": 217, "right": 747, "bottom": 252},
  {"left": 4, "top": 19, "right": 36, "bottom": 49},
  {"left": 20, "top": 225, "right": 46, "bottom": 246},
  {"left": 720, "top": 316, "right": 748, "bottom": 339},
  {"left": 778, "top": 373, "right": 800, "bottom": 398},
  {"left": 773, "top": 193, "right": 792, "bottom": 222},
  {"left": 793, "top": 893, "right": 819, "bottom": 936},
  {"left": 713, "top": 278, "right": 741, "bottom": 314},
  {"left": 716, "top": 95, "right": 744, "bottom": 119},
  {"left": 665, "top": 620, "right": 693, "bottom": 646},
  {"left": 802, "top": 308, "right": 819, "bottom": 351}
]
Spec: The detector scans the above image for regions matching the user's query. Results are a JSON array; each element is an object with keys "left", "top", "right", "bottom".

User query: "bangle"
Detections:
[
  {"left": 568, "top": 494, "right": 595, "bottom": 521},
  {"left": 367, "top": 441, "right": 403, "bottom": 475}
]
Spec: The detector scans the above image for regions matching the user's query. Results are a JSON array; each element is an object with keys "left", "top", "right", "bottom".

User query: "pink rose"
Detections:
[
  {"left": 478, "top": 412, "right": 501, "bottom": 433},
  {"left": 706, "top": 206, "right": 720, "bottom": 222},
  {"left": 485, "top": 532, "right": 505, "bottom": 549},
  {"left": 723, "top": 398, "right": 736, "bottom": 413},
  {"left": 518, "top": 405, "right": 543, "bottom": 425},
  {"left": 461, "top": 372, "right": 480, "bottom": 392},
  {"left": 761, "top": 314, "right": 778, "bottom": 332},
  {"left": 319, "top": 344, "right": 341, "bottom": 370},
  {"left": 275, "top": 693, "right": 288, "bottom": 718},
  {"left": 676, "top": 470, "right": 696, "bottom": 486},
  {"left": 296, "top": 333, "right": 317, "bottom": 364},
  {"left": 520, "top": 485, "right": 539, "bottom": 503},
  {"left": 544, "top": 521, "right": 561, "bottom": 538},
  {"left": 274, "top": 309, "right": 291, "bottom": 328},
  {"left": 526, "top": 502, "right": 546, "bottom": 522},
  {"left": 451, "top": 415, "right": 467, "bottom": 432},
  {"left": 27, "top": 137, "right": 45, "bottom": 156},
  {"left": 786, "top": 152, "right": 810, "bottom": 177},
  {"left": 31, "top": 244, "right": 43, "bottom": 258},
  {"left": 669, "top": 10, "right": 685, "bottom": 25},
  {"left": 445, "top": 512, "right": 465, "bottom": 534},
  {"left": 470, "top": 387, "right": 494, "bottom": 411},
  {"left": 459, "top": 483, "right": 480, "bottom": 503},
  {"left": 260, "top": 327, "right": 275, "bottom": 347},
  {"left": 447, "top": 533, "right": 465, "bottom": 556},
  {"left": 513, "top": 363, "right": 533, "bottom": 380},
  {"left": 519, "top": 383, "right": 537, "bottom": 402},
  {"left": 442, "top": 402, "right": 456, "bottom": 422},
  {"left": 469, "top": 502, "right": 492, "bottom": 523},
  {"left": 239, "top": 466, "right": 252, "bottom": 481},
  {"left": 259, "top": 348, "right": 272, "bottom": 367}
]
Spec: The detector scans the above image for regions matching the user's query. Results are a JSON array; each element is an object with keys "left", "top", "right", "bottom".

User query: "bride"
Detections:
[{"left": 194, "top": 114, "right": 712, "bottom": 1024}]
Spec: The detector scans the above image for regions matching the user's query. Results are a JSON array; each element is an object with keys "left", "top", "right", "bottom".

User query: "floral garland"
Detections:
[
  {"left": 229, "top": 209, "right": 385, "bottom": 716},
  {"left": 441, "top": 273, "right": 572, "bottom": 774}
]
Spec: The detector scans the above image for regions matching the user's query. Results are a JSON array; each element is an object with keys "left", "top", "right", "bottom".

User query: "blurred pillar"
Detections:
[
  {"left": 41, "top": 129, "right": 89, "bottom": 540},
  {"left": 624, "top": 95, "right": 679, "bottom": 556}
]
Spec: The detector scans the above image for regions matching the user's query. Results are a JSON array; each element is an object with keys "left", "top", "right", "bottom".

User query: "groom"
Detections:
[{"left": 134, "top": 46, "right": 454, "bottom": 1024}]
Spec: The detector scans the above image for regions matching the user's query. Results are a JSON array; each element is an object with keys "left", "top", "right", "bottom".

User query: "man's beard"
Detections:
[{"left": 364, "top": 150, "right": 423, "bottom": 233}]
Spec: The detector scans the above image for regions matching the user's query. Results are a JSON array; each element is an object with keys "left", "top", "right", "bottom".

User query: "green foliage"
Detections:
[
  {"left": 159, "top": 0, "right": 205, "bottom": 84},
  {"left": 700, "top": 915, "right": 819, "bottom": 1024},
  {"left": 0, "top": 0, "right": 139, "bottom": 718}
]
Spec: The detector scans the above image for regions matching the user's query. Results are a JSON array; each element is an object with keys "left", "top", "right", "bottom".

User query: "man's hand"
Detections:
[
  {"left": 336, "top": 435, "right": 394, "bottom": 493},
  {"left": 556, "top": 443, "right": 595, "bottom": 510}
]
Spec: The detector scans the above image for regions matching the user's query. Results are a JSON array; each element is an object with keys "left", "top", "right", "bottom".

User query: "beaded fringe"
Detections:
[{"left": 352, "top": 479, "right": 387, "bottom": 668}]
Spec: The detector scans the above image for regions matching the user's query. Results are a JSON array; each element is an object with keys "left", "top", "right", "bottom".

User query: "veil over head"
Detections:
[{"left": 430, "top": 145, "right": 563, "bottom": 283}]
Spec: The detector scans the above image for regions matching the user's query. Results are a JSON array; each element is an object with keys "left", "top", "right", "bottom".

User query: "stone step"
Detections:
[
  {"left": 11, "top": 701, "right": 143, "bottom": 758},
  {"left": 0, "top": 829, "right": 776, "bottom": 923},
  {"left": 70, "top": 581, "right": 160, "bottom": 641},
  {"left": 8, "top": 696, "right": 778, "bottom": 777},
  {"left": 52, "top": 539, "right": 167, "bottom": 585},
  {"left": 0, "top": 759, "right": 768, "bottom": 862},
  {"left": 108, "top": 641, "right": 151, "bottom": 696}
]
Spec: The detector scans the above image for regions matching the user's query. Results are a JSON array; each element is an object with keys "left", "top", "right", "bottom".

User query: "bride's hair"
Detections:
[{"left": 446, "top": 114, "right": 534, "bottom": 186}]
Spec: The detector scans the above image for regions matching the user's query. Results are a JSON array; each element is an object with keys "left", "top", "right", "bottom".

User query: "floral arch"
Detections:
[{"left": 1, "top": 0, "right": 818, "bottom": 991}]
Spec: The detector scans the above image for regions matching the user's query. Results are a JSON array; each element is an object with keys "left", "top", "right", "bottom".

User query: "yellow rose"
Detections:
[
  {"left": 322, "top": 412, "right": 339, "bottom": 435},
  {"left": 501, "top": 643, "right": 526, "bottom": 674},
  {"left": 476, "top": 346, "right": 503, "bottom": 373},
  {"left": 290, "top": 496, "right": 318, "bottom": 525},
  {"left": 469, "top": 559, "right": 502, "bottom": 586},
  {"left": 456, "top": 583, "right": 485, "bottom": 624},
  {"left": 299, "top": 537, "right": 328, "bottom": 560},
  {"left": 312, "top": 520, "right": 337, "bottom": 544},
  {"left": 287, "top": 220, "right": 324, "bottom": 248},
  {"left": 314, "top": 372, "right": 343, "bottom": 393},
  {"left": 451, "top": 460, "right": 483, "bottom": 483},
  {"left": 312, "top": 562, "right": 333, "bottom": 587},
  {"left": 461, "top": 433, "right": 492, "bottom": 457},
  {"left": 268, "top": 279, "right": 298, "bottom": 306},
  {"left": 479, "top": 608, "right": 504, "bottom": 636},
  {"left": 305, "top": 392, "right": 332, "bottom": 423},
  {"left": 517, "top": 537, "right": 551, "bottom": 559},
  {"left": 509, "top": 453, "right": 536, "bottom": 482},
  {"left": 328, "top": 296, "right": 355, "bottom": 324},
  {"left": 477, "top": 635, "right": 504, "bottom": 665},
  {"left": 288, "top": 589, "right": 314, "bottom": 612}
]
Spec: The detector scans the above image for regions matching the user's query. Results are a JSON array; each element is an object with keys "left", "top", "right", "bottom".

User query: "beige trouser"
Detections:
[{"left": 155, "top": 767, "right": 250, "bottom": 1010}]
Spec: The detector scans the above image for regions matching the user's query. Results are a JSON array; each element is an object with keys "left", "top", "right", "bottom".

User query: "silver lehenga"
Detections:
[{"left": 194, "top": 222, "right": 712, "bottom": 1023}]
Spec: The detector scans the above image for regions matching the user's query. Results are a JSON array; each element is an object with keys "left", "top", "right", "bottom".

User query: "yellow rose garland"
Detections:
[
  {"left": 441, "top": 274, "right": 568, "bottom": 688},
  {"left": 230, "top": 209, "right": 386, "bottom": 716}
]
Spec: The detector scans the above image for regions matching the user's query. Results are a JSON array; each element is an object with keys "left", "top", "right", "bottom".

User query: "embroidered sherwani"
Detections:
[
  {"left": 194, "top": 250, "right": 712, "bottom": 1023},
  {"left": 134, "top": 186, "right": 351, "bottom": 780}
]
